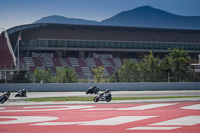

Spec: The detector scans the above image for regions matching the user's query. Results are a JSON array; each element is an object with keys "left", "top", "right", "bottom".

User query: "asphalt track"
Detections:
[
  {"left": 0, "top": 91, "right": 200, "bottom": 133},
  {"left": 1, "top": 90, "right": 200, "bottom": 106},
  {"left": 9, "top": 90, "right": 200, "bottom": 99}
]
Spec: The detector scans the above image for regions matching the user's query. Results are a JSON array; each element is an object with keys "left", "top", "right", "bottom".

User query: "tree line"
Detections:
[
  {"left": 30, "top": 67, "right": 78, "bottom": 83},
  {"left": 100, "top": 49, "right": 199, "bottom": 82}
]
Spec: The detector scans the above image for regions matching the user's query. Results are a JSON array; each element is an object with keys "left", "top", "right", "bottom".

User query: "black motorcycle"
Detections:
[
  {"left": 93, "top": 89, "right": 112, "bottom": 102},
  {"left": 0, "top": 91, "right": 10, "bottom": 104},
  {"left": 15, "top": 89, "right": 27, "bottom": 97},
  {"left": 86, "top": 86, "right": 99, "bottom": 94}
]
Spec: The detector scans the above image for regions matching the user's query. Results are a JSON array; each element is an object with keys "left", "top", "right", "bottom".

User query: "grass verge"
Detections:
[{"left": 24, "top": 96, "right": 200, "bottom": 102}]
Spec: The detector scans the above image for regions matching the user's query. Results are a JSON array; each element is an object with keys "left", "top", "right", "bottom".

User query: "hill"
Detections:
[
  {"left": 34, "top": 6, "right": 200, "bottom": 29},
  {"left": 34, "top": 15, "right": 99, "bottom": 25}
]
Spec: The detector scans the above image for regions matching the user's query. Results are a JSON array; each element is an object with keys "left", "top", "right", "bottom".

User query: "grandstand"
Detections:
[{"left": 0, "top": 23, "right": 200, "bottom": 82}]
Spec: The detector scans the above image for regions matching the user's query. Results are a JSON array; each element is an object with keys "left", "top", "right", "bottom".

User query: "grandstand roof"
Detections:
[
  {"left": 7, "top": 23, "right": 200, "bottom": 36},
  {"left": 6, "top": 23, "right": 200, "bottom": 54}
]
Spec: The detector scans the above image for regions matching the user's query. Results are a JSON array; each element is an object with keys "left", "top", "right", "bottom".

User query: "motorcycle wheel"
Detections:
[
  {"left": 106, "top": 97, "right": 112, "bottom": 102},
  {"left": 93, "top": 96, "right": 99, "bottom": 102},
  {"left": 1, "top": 99, "right": 5, "bottom": 104},
  {"left": 86, "top": 91, "right": 88, "bottom": 94},
  {"left": 15, "top": 94, "right": 19, "bottom": 97}
]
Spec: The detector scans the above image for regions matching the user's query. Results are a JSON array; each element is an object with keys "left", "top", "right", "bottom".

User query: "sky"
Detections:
[{"left": 0, "top": 0, "right": 200, "bottom": 31}]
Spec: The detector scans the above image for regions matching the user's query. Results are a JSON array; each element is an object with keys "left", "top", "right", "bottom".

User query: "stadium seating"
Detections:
[
  {"left": 69, "top": 57, "right": 79, "bottom": 67},
  {"left": 19, "top": 56, "right": 129, "bottom": 78},
  {"left": 24, "top": 57, "right": 34, "bottom": 67},
  {"left": 81, "top": 66, "right": 92, "bottom": 76},
  {"left": 62, "top": 58, "right": 71, "bottom": 66},
  {"left": 0, "top": 33, "right": 15, "bottom": 69},
  {"left": 85, "top": 58, "right": 96, "bottom": 67},
  {"left": 93, "top": 58, "right": 103, "bottom": 66},
  {"left": 32, "top": 57, "right": 43, "bottom": 66},
  {"left": 52, "top": 58, "right": 62, "bottom": 67},
  {"left": 74, "top": 67, "right": 84, "bottom": 76},
  {"left": 107, "top": 58, "right": 116, "bottom": 67},
  {"left": 77, "top": 58, "right": 87, "bottom": 67}
]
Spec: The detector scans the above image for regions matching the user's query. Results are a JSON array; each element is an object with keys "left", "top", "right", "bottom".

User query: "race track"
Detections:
[
  {"left": 0, "top": 102, "right": 200, "bottom": 133},
  {"left": 1, "top": 91, "right": 200, "bottom": 133},
  {"left": 10, "top": 90, "right": 200, "bottom": 99}
]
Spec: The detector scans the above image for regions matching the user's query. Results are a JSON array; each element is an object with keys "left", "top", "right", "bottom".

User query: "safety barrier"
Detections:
[{"left": 0, "top": 82, "right": 200, "bottom": 92}]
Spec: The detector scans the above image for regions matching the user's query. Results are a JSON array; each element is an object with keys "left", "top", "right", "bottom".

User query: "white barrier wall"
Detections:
[{"left": 0, "top": 82, "right": 200, "bottom": 92}]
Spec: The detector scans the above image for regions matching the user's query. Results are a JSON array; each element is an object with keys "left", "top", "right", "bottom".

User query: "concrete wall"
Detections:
[{"left": 0, "top": 82, "right": 200, "bottom": 92}]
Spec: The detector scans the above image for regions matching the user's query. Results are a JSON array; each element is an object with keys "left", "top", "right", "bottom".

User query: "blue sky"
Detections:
[{"left": 0, "top": 0, "right": 200, "bottom": 31}]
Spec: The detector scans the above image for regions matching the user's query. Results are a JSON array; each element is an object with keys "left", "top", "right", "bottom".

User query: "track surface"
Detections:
[
  {"left": 0, "top": 102, "right": 200, "bottom": 133},
  {"left": 11, "top": 90, "right": 200, "bottom": 99}
]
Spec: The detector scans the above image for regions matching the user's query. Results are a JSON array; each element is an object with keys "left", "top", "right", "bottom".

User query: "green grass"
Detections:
[{"left": 23, "top": 96, "right": 200, "bottom": 102}]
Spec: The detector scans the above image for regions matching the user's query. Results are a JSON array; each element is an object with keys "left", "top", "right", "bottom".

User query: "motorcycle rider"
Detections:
[
  {"left": 93, "top": 89, "right": 112, "bottom": 102},
  {"left": 20, "top": 89, "right": 27, "bottom": 97},
  {"left": 0, "top": 91, "right": 10, "bottom": 103},
  {"left": 86, "top": 85, "right": 99, "bottom": 94},
  {"left": 4, "top": 90, "right": 10, "bottom": 98},
  {"left": 91, "top": 86, "right": 97, "bottom": 90},
  {"left": 21, "top": 89, "right": 26, "bottom": 94},
  {"left": 15, "top": 89, "right": 27, "bottom": 97}
]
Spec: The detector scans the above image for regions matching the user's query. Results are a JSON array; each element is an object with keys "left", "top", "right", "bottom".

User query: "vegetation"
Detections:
[
  {"left": 24, "top": 96, "right": 200, "bottom": 102},
  {"left": 30, "top": 67, "right": 78, "bottom": 83},
  {"left": 164, "top": 48, "right": 190, "bottom": 82},
  {"left": 92, "top": 65, "right": 106, "bottom": 83},
  {"left": 110, "top": 48, "right": 196, "bottom": 82}
]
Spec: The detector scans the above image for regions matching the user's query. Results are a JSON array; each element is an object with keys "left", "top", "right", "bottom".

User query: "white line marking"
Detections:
[
  {"left": 151, "top": 116, "right": 200, "bottom": 126},
  {"left": 33, "top": 122, "right": 83, "bottom": 125},
  {"left": 0, "top": 105, "right": 94, "bottom": 112},
  {"left": 0, "top": 107, "right": 6, "bottom": 110},
  {"left": 81, "top": 116, "right": 158, "bottom": 125},
  {"left": 23, "top": 105, "right": 93, "bottom": 109},
  {"left": 0, "top": 116, "right": 58, "bottom": 125},
  {"left": 118, "top": 103, "right": 177, "bottom": 110},
  {"left": 33, "top": 116, "right": 158, "bottom": 126},
  {"left": 181, "top": 104, "right": 200, "bottom": 110},
  {"left": 82, "top": 108, "right": 115, "bottom": 111},
  {"left": 83, "top": 103, "right": 177, "bottom": 111},
  {"left": 127, "top": 126, "right": 180, "bottom": 130}
]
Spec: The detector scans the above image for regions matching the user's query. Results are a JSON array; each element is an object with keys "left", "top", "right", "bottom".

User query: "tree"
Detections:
[
  {"left": 31, "top": 68, "right": 43, "bottom": 83},
  {"left": 139, "top": 51, "right": 162, "bottom": 82},
  {"left": 92, "top": 65, "right": 105, "bottom": 83},
  {"left": 115, "top": 59, "right": 140, "bottom": 82},
  {"left": 30, "top": 67, "right": 78, "bottom": 83},
  {"left": 55, "top": 67, "right": 78, "bottom": 83},
  {"left": 43, "top": 68, "right": 53, "bottom": 83},
  {"left": 63, "top": 67, "right": 78, "bottom": 83},
  {"left": 30, "top": 68, "right": 53, "bottom": 83},
  {"left": 164, "top": 48, "right": 190, "bottom": 82},
  {"left": 161, "top": 55, "right": 172, "bottom": 82},
  {"left": 109, "top": 70, "right": 119, "bottom": 83}
]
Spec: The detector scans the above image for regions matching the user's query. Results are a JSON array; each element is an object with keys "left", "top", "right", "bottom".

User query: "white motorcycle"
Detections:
[{"left": 93, "top": 90, "right": 112, "bottom": 102}]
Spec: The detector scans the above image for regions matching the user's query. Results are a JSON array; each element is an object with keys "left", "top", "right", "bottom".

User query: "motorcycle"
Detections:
[
  {"left": 15, "top": 89, "right": 27, "bottom": 97},
  {"left": 0, "top": 91, "right": 10, "bottom": 104},
  {"left": 93, "top": 89, "right": 112, "bottom": 102},
  {"left": 86, "top": 86, "right": 99, "bottom": 94}
]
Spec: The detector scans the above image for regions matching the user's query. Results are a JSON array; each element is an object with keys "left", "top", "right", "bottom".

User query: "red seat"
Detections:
[{"left": 0, "top": 33, "right": 15, "bottom": 69}]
